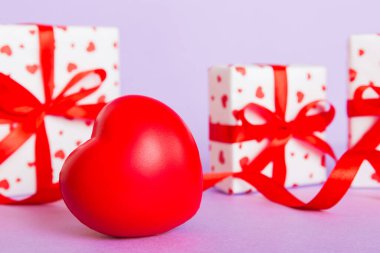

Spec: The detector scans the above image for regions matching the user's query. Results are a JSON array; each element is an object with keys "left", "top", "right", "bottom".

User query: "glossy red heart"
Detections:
[{"left": 60, "top": 95, "right": 203, "bottom": 237}]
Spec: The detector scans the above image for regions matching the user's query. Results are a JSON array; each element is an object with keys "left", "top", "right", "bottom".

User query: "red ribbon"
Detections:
[
  {"left": 0, "top": 25, "right": 107, "bottom": 204},
  {"left": 204, "top": 67, "right": 380, "bottom": 210}
]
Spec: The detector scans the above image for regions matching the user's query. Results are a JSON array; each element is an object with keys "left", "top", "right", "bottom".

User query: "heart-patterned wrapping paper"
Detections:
[
  {"left": 209, "top": 65, "right": 328, "bottom": 194},
  {"left": 0, "top": 25, "right": 120, "bottom": 200},
  {"left": 349, "top": 34, "right": 380, "bottom": 187}
]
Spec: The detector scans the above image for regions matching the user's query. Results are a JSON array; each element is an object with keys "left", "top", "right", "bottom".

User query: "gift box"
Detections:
[
  {"left": 348, "top": 34, "right": 380, "bottom": 187},
  {"left": 0, "top": 25, "right": 120, "bottom": 203},
  {"left": 209, "top": 65, "right": 332, "bottom": 194}
]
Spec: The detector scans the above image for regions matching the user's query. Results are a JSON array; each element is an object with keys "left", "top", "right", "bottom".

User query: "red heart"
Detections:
[
  {"left": 237, "top": 88, "right": 242, "bottom": 93},
  {"left": 307, "top": 73, "right": 312, "bottom": 80},
  {"left": 296, "top": 91, "right": 304, "bottom": 103},
  {"left": 349, "top": 68, "right": 357, "bottom": 82},
  {"left": 67, "top": 63, "right": 77, "bottom": 73},
  {"left": 54, "top": 150, "right": 66, "bottom": 160},
  {"left": 221, "top": 94, "right": 228, "bottom": 108},
  {"left": 86, "top": 41, "right": 96, "bottom": 52},
  {"left": 60, "top": 95, "right": 202, "bottom": 237},
  {"left": 304, "top": 153, "right": 309, "bottom": 159},
  {"left": 235, "top": 66, "right": 246, "bottom": 76},
  {"left": 113, "top": 64, "right": 118, "bottom": 70},
  {"left": 210, "top": 95, "right": 215, "bottom": 101},
  {"left": 255, "top": 86, "right": 264, "bottom": 99},
  {"left": 113, "top": 41, "right": 118, "bottom": 48},
  {"left": 217, "top": 75, "right": 222, "bottom": 83},
  {"left": 26, "top": 64, "right": 38, "bottom": 74},
  {"left": 358, "top": 49, "right": 365, "bottom": 56},
  {"left": 0, "top": 179, "right": 10, "bottom": 190},
  {"left": 29, "top": 30, "right": 36, "bottom": 35},
  {"left": 219, "top": 150, "right": 225, "bottom": 164},
  {"left": 0, "top": 45, "right": 12, "bottom": 56}
]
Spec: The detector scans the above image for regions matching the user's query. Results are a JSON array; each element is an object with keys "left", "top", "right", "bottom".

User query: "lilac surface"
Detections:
[
  {"left": 1, "top": 0, "right": 380, "bottom": 252},
  {"left": 1, "top": 188, "right": 380, "bottom": 253}
]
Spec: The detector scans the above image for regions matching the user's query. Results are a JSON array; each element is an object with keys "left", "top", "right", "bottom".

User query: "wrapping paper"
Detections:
[
  {"left": 349, "top": 34, "right": 380, "bottom": 187},
  {"left": 0, "top": 25, "right": 120, "bottom": 200},
  {"left": 209, "top": 65, "right": 328, "bottom": 194}
]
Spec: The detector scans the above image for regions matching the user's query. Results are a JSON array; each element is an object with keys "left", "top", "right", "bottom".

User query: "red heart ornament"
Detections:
[{"left": 60, "top": 95, "right": 203, "bottom": 237}]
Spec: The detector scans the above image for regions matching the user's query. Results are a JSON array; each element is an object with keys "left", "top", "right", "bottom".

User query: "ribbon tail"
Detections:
[
  {"left": 203, "top": 172, "right": 234, "bottom": 191},
  {"left": 0, "top": 122, "right": 62, "bottom": 205},
  {"left": 237, "top": 149, "right": 373, "bottom": 210},
  {"left": 271, "top": 146, "right": 287, "bottom": 185}
]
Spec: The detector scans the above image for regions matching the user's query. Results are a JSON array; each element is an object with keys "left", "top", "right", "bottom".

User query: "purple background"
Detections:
[
  {"left": 1, "top": 1, "right": 380, "bottom": 252},
  {"left": 2, "top": 0, "right": 376, "bottom": 168}
]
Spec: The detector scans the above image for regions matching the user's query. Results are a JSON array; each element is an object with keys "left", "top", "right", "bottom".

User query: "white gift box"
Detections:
[
  {"left": 0, "top": 25, "right": 120, "bottom": 200},
  {"left": 349, "top": 34, "right": 380, "bottom": 187},
  {"left": 209, "top": 65, "right": 328, "bottom": 194}
]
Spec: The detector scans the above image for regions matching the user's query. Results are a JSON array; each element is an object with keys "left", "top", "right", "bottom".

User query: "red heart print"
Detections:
[
  {"left": 86, "top": 41, "right": 96, "bottom": 52},
  {"left": 349, "top": 68, "right": 357, "bottom": 82},
  {"left": 113, "top": 41, "right": 118, "bottom": 48},
  {"left": 29, "top": 30, "right": 36, "bottom": 35},
  {"left": 0, "top": 179, "right": 10, "bottom": 190},
  {"left": 27, "top": 161, "right": 36, "bottom": 167},
  {"left": 113, "top": 64, "right": 118, "bottom": 70},
  {"left": 16, "top": 178, "right": 21, "bottom": 183},
  {"left": 307, "top": 73, "right": 311, "bottom": 80},
  {"left": 296, "top": 91, "right": 304, "bottom": 103},
  {"left": 210, "top": 95, "right": 215, "bottom": 101},
  {"left": 235, "top": 66, "right": 246, "bottom": 76},
  {"left": 219, "top": 150, "right": 225, "bottom": 164},
  {"left": 322, "top": 85, "right": 326, "bottom": 91},
  {"left": 221, "top": 95, "right": 228, "bottom": 108},
  {"left": 0, "top": 45, "right": 12, "bottom": 56},
  {"left": 26, "top": 64, "right": 38, "bottom": 74},
  {"left": 358, "top": 49, "right": 365, "bottom": 56},
  {"left": 55, "top": 150, "right": 66, "bottom": 160},
  {"left": 309, "top": 173, "right": 314, "bottom": 179},
  {"left": 256, "top": 86, "right": 264, "bottom": 99},
  {"left": 76, "top": 140, "right": 82, "bottom": 146},
  {"left": 304, "top": 153, "right": 309, "bottom": 159},
  {"left": 98, "top": 95, "right": 106, "bottom": 103},
  {"left": 237, "top": 88, "right": 242, "bottom": 93},
  {"left": 67, "top": 63, "right": 78, "bottom": 73},
  {"left": 217, "top": 75, "right": 222, "bottom": 83}
]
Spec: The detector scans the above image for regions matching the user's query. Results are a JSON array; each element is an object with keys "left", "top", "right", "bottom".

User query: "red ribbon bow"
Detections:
[
  {"left": 208, "top": 66, "right": 335, "bottom": 187},
  {"left": 0, "top": 25, "right": 107, "bottom": 204},
  {"left": 204, "top": 66, "right": 380, "bottom": 210}
]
